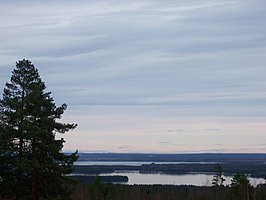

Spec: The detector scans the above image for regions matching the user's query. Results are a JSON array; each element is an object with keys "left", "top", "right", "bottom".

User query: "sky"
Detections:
[{"left": 0, "top": 0, "right": 266, "bottom": 153}]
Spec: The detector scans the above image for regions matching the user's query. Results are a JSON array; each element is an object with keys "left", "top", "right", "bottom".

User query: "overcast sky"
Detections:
[{"left": 0, "top": 0, "right": 266, "bottom": 153}]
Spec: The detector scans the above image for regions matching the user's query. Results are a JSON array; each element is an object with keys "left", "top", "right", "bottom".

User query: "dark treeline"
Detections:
[
  {"left": 72, "top": 183, "right": 266, "bottom": 200},
  {"left": 74, "top": 162, "right": 266, "bottom": 178},
  {"left": 72, "top": 175, "right": 128, "bottom": 184}
]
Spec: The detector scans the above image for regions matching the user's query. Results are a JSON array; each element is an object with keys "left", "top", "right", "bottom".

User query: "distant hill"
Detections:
[{"left": 77, "top": 153, "right": 266, "bottom": 163}]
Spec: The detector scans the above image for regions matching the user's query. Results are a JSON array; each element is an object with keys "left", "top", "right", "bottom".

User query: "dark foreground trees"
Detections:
[
  {"left": 0, "top": 59, "right": 78, "bottom": 199},
  {"left": 230, "top": 173, "right": 252, "bottom": 200},
  {"left": 72, "top": 182, "right": 266, "bottom": 200}
]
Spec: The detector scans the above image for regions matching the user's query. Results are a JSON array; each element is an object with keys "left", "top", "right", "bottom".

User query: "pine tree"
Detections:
[
  {"left": 0, "top": 59, "right": 78, "bottom": 199},
  {"left": 212, "top": 163, "right": 225, "bottom": 187},
  {"left": 230, "top": 173, "right": 251, "bottom": 200}
]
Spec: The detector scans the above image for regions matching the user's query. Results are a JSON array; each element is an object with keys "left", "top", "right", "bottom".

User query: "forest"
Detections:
[{"left": 71, "top": 181, "right": 266, "bottom": 200}]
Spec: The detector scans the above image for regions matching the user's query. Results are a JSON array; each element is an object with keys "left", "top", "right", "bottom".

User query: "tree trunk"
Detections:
[
  {"left": 31, "top": 141, "right": 37, "bottom": 200},
  {"left": 247, "top": 184, "right": 249, "bottom": 200},
  {"left": 19, "top": 85, "right": 25, "bottom": 161},
  {"left": 17, "top": 85, "right": 25, "bottom": 196},
  {"left": 32, "top": 169, "right": 37, "bottom": 200}
]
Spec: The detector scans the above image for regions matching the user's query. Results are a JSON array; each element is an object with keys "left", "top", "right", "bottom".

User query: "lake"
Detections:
[
  {"left": 100, "top": 171, "right": 265, "bottom": 186},
  {"left": 74, "top": 161, "right": 265, "bottom": 186}
]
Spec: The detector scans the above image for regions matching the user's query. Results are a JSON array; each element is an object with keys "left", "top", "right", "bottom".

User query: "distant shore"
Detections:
[
  {"left": 77, "top": 153, "right": 266, "bottom": 162},
  {"left": 73, "top": 153, "right": 266, "bottom": 178}
]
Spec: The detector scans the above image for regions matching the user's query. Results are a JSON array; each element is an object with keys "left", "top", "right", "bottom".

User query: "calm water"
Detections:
[
  {"left": 75, "top": 161, "right": 215, "bottom": 166},
  {"left": 101, "top": 171, "right": 265, "bottom": 186},
  {"left": 74, "top": 161, "right": 265, "bottom": 186}
]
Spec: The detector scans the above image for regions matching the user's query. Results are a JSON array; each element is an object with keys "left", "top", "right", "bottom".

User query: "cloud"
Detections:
[
  {"left": 205, "top": 128, "right": 221, "bottom": 132},
  {"left": 117, "top": 145, "right": 131, "bottom": 150},
  {"left": 167, "top": 129, "right": 184, "bottom": 133},
  {"left": 158, "top": 142, "right": 171, "bottom": 144}
]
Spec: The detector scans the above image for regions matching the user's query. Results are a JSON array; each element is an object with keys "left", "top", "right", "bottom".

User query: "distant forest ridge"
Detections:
[{"left": 76, "top": 153, "right": 266, "bottom": 163}]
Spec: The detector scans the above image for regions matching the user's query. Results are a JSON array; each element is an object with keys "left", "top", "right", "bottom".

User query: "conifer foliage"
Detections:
[
  {"left": 0, "top": 59, "right": 78, "bottom": 199},
  {"left": 212, "top": 164, "right": 225, "bottom": 187}
]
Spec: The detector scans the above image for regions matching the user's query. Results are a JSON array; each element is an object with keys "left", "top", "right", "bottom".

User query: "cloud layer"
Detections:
[{"left": 0, "top": 0, "right": 266, "bottom": 153}]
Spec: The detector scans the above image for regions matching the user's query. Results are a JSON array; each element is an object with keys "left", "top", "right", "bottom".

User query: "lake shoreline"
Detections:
[{"left": 73, "top": 162, "right": 266, "bottom": 178}]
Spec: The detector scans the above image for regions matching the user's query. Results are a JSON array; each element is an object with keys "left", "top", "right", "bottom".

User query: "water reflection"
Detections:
[{"left": 101, "top": 171, "right": 265, "bottom": 186}]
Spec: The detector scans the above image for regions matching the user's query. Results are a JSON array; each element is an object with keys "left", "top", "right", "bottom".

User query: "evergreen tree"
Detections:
[
  {"left": 212, "top": 163, "right": 225, "bottom": 187},
  {"left": 230, "top": 172, "right": 251, "bottom": 200},
  {"left": 0, "top": 59, "right": 78, "bottom": 199}
]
